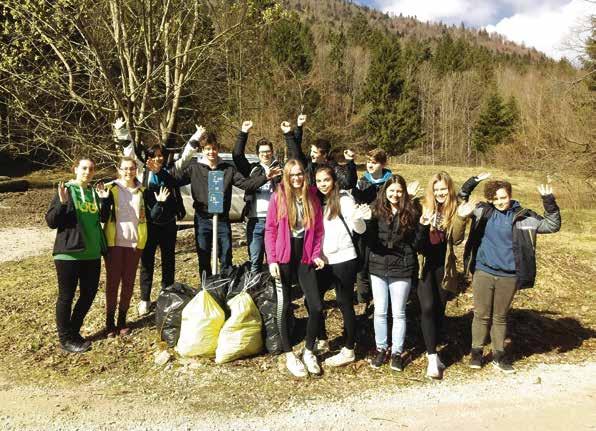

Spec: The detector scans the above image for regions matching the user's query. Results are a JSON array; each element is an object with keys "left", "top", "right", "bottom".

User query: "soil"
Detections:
[{"left": 0, "top": 169, "right": 594, "bottom": 431}]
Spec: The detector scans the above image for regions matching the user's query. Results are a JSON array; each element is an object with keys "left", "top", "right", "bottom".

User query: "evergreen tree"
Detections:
[
  {"left": 472, "top": 90, "right": 517, "bottom": 153},
  {"left": 268, "top": 13, "right": 314, "bottom": 77},
  {"left": 365, "top": 37, "right": 422, "bottom": 154}
]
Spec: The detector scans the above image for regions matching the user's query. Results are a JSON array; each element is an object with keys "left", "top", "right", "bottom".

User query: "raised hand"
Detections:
[
  {"left": 269, "top": 262, "right": 280, "bottom": 279},
  {"left": 241, "top": 120, "right": 253, "bottom": 133},
  {"left": 475, "top": 172, "right": 491, "bottom": 182},
  {"left": 95, "top": 181, "right": 109, "bottom": 199},
  {"left": 297, "top": 114, "right": 307, "bottom": 127},
  {"left": 267, "top": 166, "right": 283, "bottom": 180},
  {"left": 538, "top": 184, "right": 553, "bottom": 196},
  {"left": 113, "top": 117, "right": 130, "bottom": 141},
  {"left": 407, "top": 180, "right": 421, "bottom": 198},
  {"left": 457, "top": 200, "right": 476, "bottom": 218},
  {"left": 190, "top": 124, "right": 206, "bottom": 142},
  {"left": 313, "top": 257, "right": 325, "bottom": 270},
  {"left": 147, "top": 158, "right": 160, "bottom": 172},
  {"left": 57, "top": 182, "right": 69, "bottom": 204},
  {"left": 344, "top": 149, "right": 355, "bottom": 160},
  {"left": 280, "top": 121, "right": 291, "bottom": 134},
  {"left": 354, "top": 204, "right": 372, "bottom": 221},
  {"left": 154, "top": 186, "right": 171, "bottom": 202},
  {"left": 419, "top": 207, "right": 434, "bottom": 225}
]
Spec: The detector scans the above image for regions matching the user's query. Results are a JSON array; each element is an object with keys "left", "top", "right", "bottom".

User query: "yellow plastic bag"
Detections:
[
  {"left": 215, "top": 292, "right": 263, "bottom": 364},
  {"left": 175, "top": 290, "right": 225, "bottom": 358}
]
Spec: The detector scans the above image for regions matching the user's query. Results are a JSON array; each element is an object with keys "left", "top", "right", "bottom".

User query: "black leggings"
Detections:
[
  {"left": 54, "top": 259, "right": 101, "bottom": 342},
  {"left": 277, "top": 237, "right": 323, "bottom": 352},
  {"left": 316, "top": 259, "right": 357, "bottom": 349},
  {"left": 140, "top": 221, "right": 177, "bottom": 301},
  {"left": 417, "top": 264, "right": 450, "bottom": 354}
]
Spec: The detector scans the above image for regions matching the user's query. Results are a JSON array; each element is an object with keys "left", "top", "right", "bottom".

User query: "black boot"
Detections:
[
  {"left": 469, "top": 347, "right": 483, "bottom": 369},
  {"left": 117, "top": 308, "right": 130, "bottom": 336},
  {"left": 492, "top": 351, "right": 515, "bottom": 373}
]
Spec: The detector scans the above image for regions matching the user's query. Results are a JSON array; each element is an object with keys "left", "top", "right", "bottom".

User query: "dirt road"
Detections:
[{"left": 1, "top": 362, "right": 594, "bottom": 430}]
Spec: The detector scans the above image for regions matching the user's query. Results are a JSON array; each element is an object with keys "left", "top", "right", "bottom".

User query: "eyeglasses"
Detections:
[
  {"left": 259, "top": 150, "right": 272, "bottom": 155},
  {"left": 289, "top": 172, "right": 304, "bottom": 178}
]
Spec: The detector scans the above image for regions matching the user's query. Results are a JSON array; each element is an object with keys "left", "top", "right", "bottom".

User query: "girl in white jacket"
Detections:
[{"left": 315, "top": 166, "right": 369, "bottom": 366}]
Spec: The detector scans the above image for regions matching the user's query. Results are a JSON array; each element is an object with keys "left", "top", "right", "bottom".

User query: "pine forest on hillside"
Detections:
[{"left": 0, "top": 0, "right": 594, "bottom": 176}]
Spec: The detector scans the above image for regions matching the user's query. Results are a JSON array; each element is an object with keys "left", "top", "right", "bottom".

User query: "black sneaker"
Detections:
[
  {"left": 371, "top": 349, "right": 387, "bottom": 368},
  {"left": 492, "top": 351, "right": 515, "bottom": 374},
  {"left": 469, "top": 348, "right": 483, "bottom": 369},
  {"left": 60, "top": 338, "right": 91, "bottom": 354},
  {"left": 390, "top": 353, "right": 404, "bottom": 372}
]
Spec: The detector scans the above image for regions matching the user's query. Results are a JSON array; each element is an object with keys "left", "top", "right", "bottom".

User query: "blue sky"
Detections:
[{"left": 354, "top": 0, "right": 594, "bottom": 60}]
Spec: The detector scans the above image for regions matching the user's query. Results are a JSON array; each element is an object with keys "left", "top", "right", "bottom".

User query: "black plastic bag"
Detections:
[
  {"left": 155, "top": 282, "right": 197, "bottom": 347},
  {"left": 201, "top": 262, "right": 252, "bottom": 316}
]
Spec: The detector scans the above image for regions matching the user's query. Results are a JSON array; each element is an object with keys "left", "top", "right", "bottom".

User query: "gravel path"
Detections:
[
  {"left": 1, "top": 362, "right": 594, "bottom": 430},
  {"left": 0, "top": 227, "right": 55, "bottom": 263}
]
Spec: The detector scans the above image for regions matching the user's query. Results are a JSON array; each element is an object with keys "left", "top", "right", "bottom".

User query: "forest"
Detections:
[{"left": 0, "top": 0, "right": 594, "bottom": 176}]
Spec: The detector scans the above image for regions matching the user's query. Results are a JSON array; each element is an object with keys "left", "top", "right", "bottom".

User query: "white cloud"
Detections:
[
  {"left": 485, "top": 0, "right": 594, "bottom": 60},
  {"left": 374, "top": 0, "right": 499, "bottom": 26}
]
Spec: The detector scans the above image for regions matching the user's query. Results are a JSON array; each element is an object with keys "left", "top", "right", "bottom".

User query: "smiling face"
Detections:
[
  {"left": 147, "top": 148, "right": 164, "bottom": 172},
  {"left": 493, "top": 188, "right": 511, "bottom": 211},
  {"left": 315, "top": 169, "right": 334, "bottom": 196},
  {"left": 366, "top": 158, "right": 383, "bottom": 176},
  {"left": 385, "top": 182, "right": 403, "bottom": 207},
  {"left": 257, "top": 143, "right": 273, "bottom": 165},
  {"left": 118, "top": 160, "right": 137, "bottom": 184},
  {"left": 202, "top": 143, "right": 219, "bottom": 164},
  {"left": 433, "top": 179, "right": 449, "bottom": 205},
  {"left": 310, "top": 145, "right": 326, "bottom": 164},
  {"left": 289, "top": 164, "right": 305, "bottom": 189},
  {"left": 74, "top": 159, "right": 95, "bottom": 184}
]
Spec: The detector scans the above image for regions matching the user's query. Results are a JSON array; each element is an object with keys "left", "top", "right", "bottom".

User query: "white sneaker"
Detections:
[
  {"left": 324, "top": 347, "right": 355, "bottom": 367},
  {"left": 137, "top": 300, "right": 151, "bottom": 316},
  {"left": 314, "top": 339, "right": 329, "bottom": 354},
  {"left": 286, "top": 352, "right": 307, "bottom": 378},
  {"left": 303, "top": 348, "right": 321, "bottom": 375},
  {"left": 426, "top": 353, "right": 441, "bottom": 379}
]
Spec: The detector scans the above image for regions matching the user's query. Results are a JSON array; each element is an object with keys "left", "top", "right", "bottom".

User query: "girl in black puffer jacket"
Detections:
[{"left": 367, "top": 175, "right": 428, "bottom": 372}]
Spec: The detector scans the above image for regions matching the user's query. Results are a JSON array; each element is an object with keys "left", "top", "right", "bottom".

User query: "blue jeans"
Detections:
[
  {"left": 194, "top": 213, "right": 232, "bottom": 277},
  {"left": 246, "top": 217, "right": 266, "bottom": 273},
  {"left": 370, "top": 274, "right": 412, "bottom": 354}
]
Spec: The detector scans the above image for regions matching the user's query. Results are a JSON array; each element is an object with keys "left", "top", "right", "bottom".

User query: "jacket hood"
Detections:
[{"left": 364, "top": 168, "right": 393, "bottom": 185}]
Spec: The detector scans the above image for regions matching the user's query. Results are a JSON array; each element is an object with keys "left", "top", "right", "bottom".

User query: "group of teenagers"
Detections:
[{"left": 46, "top": 114, "right": 561, "bottom": 380}]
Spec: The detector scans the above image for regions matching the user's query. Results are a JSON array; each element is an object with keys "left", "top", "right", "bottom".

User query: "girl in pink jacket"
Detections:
[{"left": 265, "top": 159, "right": 324, "bottom": 378}]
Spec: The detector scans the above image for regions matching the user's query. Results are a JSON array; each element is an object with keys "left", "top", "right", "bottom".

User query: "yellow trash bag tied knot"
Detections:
[
  {"left": 215, "top": 292, "right": 263, "bottom": 364},
  {"left": 176, "top": 290, "right": 225, "bottom": 358}
]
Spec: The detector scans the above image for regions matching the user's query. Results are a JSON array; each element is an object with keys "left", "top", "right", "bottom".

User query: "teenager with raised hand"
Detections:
[
  {"left": 232, "top": 120, "right": 283, "bottom": 273},
  {"left": 417, "top": 171, "right": 471, "bottom": 379},
  {"left": 175, "top": 131, "right": 277, "bottom": 277},
  {"left": 457, "top": 179, "right": 561, "bottom": 373},
  {"left": 367, "top": 175, "right": 428, "bottom": 371},
  {"left": 314, "top": 165, "right": 369, "bottom": 367},
  {"left": 351, "top": 149, "right": 393, "bottom": 304},
  {"left": 265, "top": 158, "right": 325, "bottom": 377},
  {"left": 46, "top": 158, "right": 107, "bottom": 353},
  {"left": 282, "top": 115, "right": 357, "bottom": 191},
  {"left": 112, "top": 118, "right": 203, "bottom": 316},
  {"left": 96, "top": 157, "right": 170, "bottom": 336}
]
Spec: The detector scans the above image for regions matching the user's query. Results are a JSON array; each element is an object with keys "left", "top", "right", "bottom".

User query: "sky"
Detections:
[{"left": 355, "top": 0, "right": 595, "bottom": 61}]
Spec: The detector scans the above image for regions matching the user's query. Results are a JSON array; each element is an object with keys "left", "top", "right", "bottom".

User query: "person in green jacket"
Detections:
[{"left": 45, "top": 157, "right": 107, "bottom": 353}]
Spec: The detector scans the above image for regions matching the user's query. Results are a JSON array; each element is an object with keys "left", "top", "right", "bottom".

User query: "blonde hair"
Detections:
[
  {"left": 277, "top": 159, "right": 316, "bottom": 230},
  {"left": 422, "top": 172, "right": 458, "bottom": 232}
]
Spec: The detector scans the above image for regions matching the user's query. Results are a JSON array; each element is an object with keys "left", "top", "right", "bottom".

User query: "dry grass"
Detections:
[{"left": 0, "top": 163, "right": 594, "bottom": 417}]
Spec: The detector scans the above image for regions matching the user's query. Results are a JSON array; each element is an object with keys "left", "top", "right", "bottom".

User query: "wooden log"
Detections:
[{"left": 0, "top": 179, "right": 30, "bottom": 193}]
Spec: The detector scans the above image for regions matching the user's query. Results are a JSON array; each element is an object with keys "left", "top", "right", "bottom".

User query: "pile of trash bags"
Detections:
[{"left": 155, "top": 262, "right": 288, "bottom": 363}]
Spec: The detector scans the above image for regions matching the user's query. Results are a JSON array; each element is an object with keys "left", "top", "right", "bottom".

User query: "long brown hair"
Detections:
[
  {"left": 422, "top": 172, "right": 458, "bottom": 232},
  {"left": 277, "top": 159, "right": 316, "bottom": 230},
  {"left": 373, "top": 174, "right": 418, "bottom": 232},
  {"left": 315, "top": 165, "right": 341, "bottom": 221}
]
